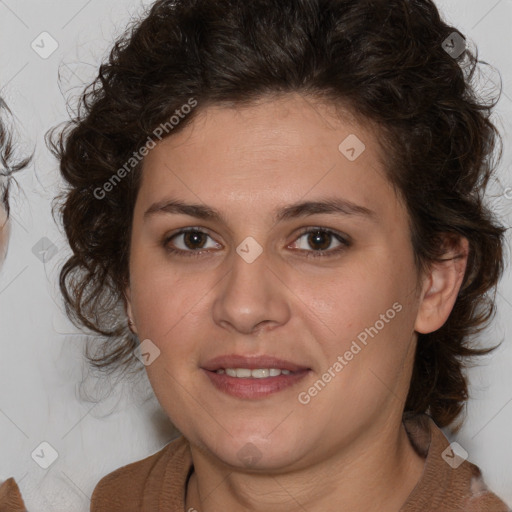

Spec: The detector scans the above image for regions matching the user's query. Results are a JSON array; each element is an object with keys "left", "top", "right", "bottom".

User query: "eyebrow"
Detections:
[{"left": 144, "top": 197, "right": 376, "bottom": 224}]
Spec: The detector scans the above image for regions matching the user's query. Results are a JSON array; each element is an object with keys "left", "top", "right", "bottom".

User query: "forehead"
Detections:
[
  {"left": 137, "top": 94, "right": 402, "bottom": 222},
  {"left": 156, "top": 95, "right": 374, "bottom": 159}
]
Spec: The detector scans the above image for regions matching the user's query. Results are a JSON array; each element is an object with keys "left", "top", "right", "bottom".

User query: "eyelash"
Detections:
[{"left": 162, "top": 227, "right": 351, "bottom": 259}]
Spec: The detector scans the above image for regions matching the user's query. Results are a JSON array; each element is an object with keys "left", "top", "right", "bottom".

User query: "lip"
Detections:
[
  {"left": 201, "top": 354, "right": 312, "bottom": 400},
  {"left": 202, "top": 368, "right": 311, "bottom": 399},
  {"left": 201, "top": 354, "right": 310, "bottom": 372}
]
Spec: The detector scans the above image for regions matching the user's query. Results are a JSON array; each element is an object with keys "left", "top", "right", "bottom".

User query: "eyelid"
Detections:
[{"left": 293, "top": 226, "right": 351, "bottom": 245}]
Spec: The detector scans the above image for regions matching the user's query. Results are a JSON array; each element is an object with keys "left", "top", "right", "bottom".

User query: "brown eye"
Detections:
[
  {"left": 181, "top": 231, "right": 208, "bottom": 250},
  {"left": 306, "top": 231, "right": 332, "bottom": 251},
  {"left": 163, "top": 228, "right": 221, "bottom": 257},
  {"left": 290, "top": 228, "right": 351, "bottom": 258}
]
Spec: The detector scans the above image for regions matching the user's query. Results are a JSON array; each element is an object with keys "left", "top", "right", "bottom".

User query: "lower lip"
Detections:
[{"left": 202, "top": 369, "right": 311, "bottom": 399}]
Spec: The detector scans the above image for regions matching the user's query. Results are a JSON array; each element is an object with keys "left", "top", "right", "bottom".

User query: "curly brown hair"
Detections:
[{"left": 51, "top": 0, "right": 507, "bottom": 428}]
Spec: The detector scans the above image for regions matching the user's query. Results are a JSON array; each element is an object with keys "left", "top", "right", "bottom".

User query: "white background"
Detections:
[{"left": 0, "top": 1, "right": 511, "bottom": 510}]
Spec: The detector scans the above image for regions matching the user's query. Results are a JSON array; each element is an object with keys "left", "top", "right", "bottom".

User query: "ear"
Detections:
[
  {"left": 414, "top": 234, "right": 469, "bottom": 334},
  {"left": 124, "top": 284, "right": 138, "bottom": 334}
]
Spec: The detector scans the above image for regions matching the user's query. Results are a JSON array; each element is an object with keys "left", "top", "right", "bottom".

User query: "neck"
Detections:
[{"left": 185, "top": 416, "right": 425, "bottom": 512}]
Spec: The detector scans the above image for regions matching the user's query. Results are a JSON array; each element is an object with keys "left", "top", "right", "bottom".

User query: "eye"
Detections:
[
  {"left": 163, "top": 228, "right": 221, "bottom": 257},
  {"left": 288, "top": 228, "right": 350, "bottom": 258},
  {"left": 162, "top": 227, "right": 351, "bottom": 258}
]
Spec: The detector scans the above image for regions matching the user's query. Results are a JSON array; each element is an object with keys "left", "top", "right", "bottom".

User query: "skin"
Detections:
[
  {"left": 126, "top": 93, "right": 468, "bottom": 512},
  {"left": 0, "top": 204, "right": 9, "bottom": 267}
]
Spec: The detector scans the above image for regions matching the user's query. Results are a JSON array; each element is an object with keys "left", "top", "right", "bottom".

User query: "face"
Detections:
[
  {"left": 126, "top": 93, "right": 426, "bottom": 472},
  {"left": 0, "top": 202, "right": 9, "bottom": 267}
]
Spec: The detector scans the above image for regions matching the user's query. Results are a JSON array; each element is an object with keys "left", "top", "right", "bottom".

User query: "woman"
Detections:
[
  {"left": 0, "top": 98, "right": 19, "bottom": 268},
  {"left": 0, "top": 99, "right": 31, "bottom": 510},
  {"left": 57, "top": 0, "right": 510, "bottom": 510},
  {"left": 4, "top": 0, "right": 511, "bottom": 510},
  {"left": 0, "top": 96, "right": 30, "bottom": 301}
]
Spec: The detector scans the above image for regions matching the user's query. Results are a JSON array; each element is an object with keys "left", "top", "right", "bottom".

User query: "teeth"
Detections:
[{"left": 217, "top": 368, "right": 292, "bottom": 378}]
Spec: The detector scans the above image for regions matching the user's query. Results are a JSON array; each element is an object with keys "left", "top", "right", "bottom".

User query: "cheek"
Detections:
[
  {"left": 129, "top": 255, "right": 210, "bottom": 347},
  {"left": 314, "top": 254, "right": 417, "bottom": 371},
  {"left": 313, "top": 261, "right": 394, "bottom": 327},
  {"left": 131, "top": 277, "right": 187, "bottom": 335}
]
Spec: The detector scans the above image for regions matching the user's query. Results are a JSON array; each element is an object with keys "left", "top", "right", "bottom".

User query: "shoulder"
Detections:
[
  {"left": 0, "top": 477, "right": 27, "bottom": 512},
  {"left": 90, "top": 435, "right": 190, "bottom": 512},
  {"left": 402, "top": 413, "right": 511, "bottom": 512},
  {"left": 460, "top": 463, "right": 511, "bottom": 512}
]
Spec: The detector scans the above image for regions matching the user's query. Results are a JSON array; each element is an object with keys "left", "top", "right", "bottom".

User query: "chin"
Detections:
[{"left": 199, "top": 423, "right": 308, "bottom": 471}]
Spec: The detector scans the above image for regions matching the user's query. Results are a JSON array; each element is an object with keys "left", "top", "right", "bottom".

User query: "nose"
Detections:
[{"left": 211, "top": 243, "right": 291, "bottom": 336}]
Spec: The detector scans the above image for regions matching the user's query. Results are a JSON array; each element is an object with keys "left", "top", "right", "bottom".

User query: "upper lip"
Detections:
[{"left": 201, "top": 354, "right": 310, "bottom": 372}]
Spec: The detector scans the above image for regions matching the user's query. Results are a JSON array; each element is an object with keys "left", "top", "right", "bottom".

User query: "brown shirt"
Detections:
[
  {"left": 1, "top": 414, "right": 510, "bottom": 511},
  {"left": 0, "top": 477, "right": 26, "bottom": 512}
]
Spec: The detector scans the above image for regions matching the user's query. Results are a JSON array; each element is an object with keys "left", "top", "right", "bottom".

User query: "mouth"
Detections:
[
  {"left": 213, "top": 368, "right": 295, "bottom": 378},
  {"left": 201, "top": 354, "right": 310, "bottom": 373},
  {"left": 201, "top": 354, "right": 311, "bottom": 399}
]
